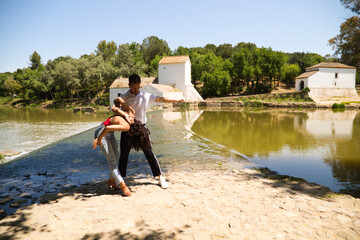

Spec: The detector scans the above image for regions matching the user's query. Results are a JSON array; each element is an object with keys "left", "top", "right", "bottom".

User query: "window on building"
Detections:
[{"left": 335, "top": 73, "right": 338, "bottom": 78}]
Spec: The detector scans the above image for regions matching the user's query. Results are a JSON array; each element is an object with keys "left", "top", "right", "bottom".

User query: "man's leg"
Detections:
[
  {"left": 143, "top": 147, "right": 168, "bottom": 188},
  {"left": 119, "top": 131, "right": 131, "bottom": 177},
  {"left": 141, "top": 127, "right": 168, "bottom": 188},
  {"left": 143, "top": 147, "right": 162, "bottom": 177}
]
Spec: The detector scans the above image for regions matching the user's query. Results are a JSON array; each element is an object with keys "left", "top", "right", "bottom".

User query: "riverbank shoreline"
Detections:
[
  {"left": 3, "top": 91, "right": 360, "bottom": 111},
  {"left": 1, "top": 164, "right": 359, "bottom": 239}
]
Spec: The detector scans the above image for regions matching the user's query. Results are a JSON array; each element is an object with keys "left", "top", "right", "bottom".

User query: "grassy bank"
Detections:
[{"left": 0, "top": 97, "right": 109, "bottom": 111}]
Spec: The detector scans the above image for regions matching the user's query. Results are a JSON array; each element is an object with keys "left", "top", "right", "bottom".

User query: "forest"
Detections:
[{"left": 0, "top": 0, "right": 358, "bottom": 102}]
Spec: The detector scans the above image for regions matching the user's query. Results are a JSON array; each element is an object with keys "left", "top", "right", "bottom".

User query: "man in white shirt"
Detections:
[{"left": 112, "top": 74, "right": 184, "bottom": 189}]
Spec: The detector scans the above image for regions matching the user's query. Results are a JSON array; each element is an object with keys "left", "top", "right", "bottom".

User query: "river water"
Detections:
[
  {"left": 191, "top": 108, "right": 360, "bottom": 197},
  {"left": 0, "top": 106, "right": 359, "bottom": 217},
  {"left": 0, "top": 106, "right": 109, "bottom": 162}
]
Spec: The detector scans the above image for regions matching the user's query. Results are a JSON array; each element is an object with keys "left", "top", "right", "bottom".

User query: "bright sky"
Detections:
[{"left": 0, "top": 0, "right": 353, "bottom": 73}]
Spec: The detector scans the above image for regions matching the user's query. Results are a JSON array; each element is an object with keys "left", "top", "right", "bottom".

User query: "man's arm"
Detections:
[
  {"left": 154, "top": 96, "right": 184, "bottom": 103},
  {"left": 111, "top": 97, "right": 135, "bottom": 124}
]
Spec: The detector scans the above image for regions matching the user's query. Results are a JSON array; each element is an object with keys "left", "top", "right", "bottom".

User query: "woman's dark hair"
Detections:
[
  {"left": 128, "top": 120, "right": 152, "bottom": 151},
  {"left": 129, "top": 74, "right": 141, "bottom": 85},
  {"left": 113, "top": 98, "right": 121, "bottom": 108}
]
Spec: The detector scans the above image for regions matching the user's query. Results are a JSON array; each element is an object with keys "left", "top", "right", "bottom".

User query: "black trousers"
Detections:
[{"left": 118, "top": 129, "right": 162, "bottom": 177}]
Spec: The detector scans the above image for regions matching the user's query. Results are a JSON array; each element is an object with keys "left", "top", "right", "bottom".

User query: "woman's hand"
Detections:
[{"left": 125, "top": 114, "right": 135, "bottom": 125}]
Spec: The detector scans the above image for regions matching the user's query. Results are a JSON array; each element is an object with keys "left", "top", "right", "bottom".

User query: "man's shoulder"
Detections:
[
  {"left": 140, "top": 91, "right": 156, "bottom": 98},
  {"left": 120, "top": 90, "right": 131, "bottom": 99}
]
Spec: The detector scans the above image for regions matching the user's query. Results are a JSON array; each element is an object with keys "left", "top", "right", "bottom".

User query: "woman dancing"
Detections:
[{"left": 92, "top": 97, "right": 134, "bottom": 196}]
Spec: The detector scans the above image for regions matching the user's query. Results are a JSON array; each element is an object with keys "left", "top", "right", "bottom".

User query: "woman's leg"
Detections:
[
  {"left": 106, "top": 133, "right": 123, "bottom": 185},
  {"left": 100, "top": 133, "right": 131, "bottom": 196}
]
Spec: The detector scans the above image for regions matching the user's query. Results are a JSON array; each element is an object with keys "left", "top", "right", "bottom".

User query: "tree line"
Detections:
[
  {"left": 0, "top": 38, "right": 330, "bottom": 100},
  {"left": 0, "top": 0, "right": 358, "bottom": 100}
]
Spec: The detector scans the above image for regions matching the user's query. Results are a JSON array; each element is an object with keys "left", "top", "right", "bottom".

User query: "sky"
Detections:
[{"left": 0, "top": 0, "right": 354, "bottom": 73}]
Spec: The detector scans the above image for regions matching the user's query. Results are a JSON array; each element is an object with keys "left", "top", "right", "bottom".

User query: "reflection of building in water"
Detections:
[
  {"left": 160, "top": 110, "right": 203, "bottom": 132},
  {"left": 294, "top": 111, "right": 358, "bottom": 138}
]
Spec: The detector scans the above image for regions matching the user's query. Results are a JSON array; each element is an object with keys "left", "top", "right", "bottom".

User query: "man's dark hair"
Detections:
[{"left": 129, "top": 74, "right": 141, "bottom": 84}]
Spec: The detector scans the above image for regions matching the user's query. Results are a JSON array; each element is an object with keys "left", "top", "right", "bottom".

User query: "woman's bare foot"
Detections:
[
  {"left": 92, "top": 139, "right": 99, "bottom": 149},
  {"left": 120, "top": 181, "right": 132, "bottom": 196}
]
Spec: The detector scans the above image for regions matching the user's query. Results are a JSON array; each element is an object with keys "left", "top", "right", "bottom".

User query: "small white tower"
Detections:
[{"left": 158, "top": 56, "right": 203, "bottom": 101}]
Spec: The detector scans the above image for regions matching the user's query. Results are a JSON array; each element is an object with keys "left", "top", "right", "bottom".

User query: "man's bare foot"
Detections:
[{"left": 120, "top": 181, "right": 132, "bottom": 196}]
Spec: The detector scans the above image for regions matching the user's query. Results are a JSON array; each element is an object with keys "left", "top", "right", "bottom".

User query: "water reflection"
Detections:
[{"left": 191, "top": 108, "right": 360, "bottom": 196}]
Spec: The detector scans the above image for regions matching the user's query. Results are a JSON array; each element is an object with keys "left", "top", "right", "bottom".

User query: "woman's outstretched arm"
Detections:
[{"left": 92, "top": 124, "right": 130, "bottom": 149}]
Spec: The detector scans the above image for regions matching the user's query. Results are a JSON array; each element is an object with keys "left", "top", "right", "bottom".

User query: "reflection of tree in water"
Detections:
[
  {"left": 324, "top": 112, "right": 360, "bottom": 197},
  {"left": 191, "top": 110, "right": 310, "bottom": 157}
]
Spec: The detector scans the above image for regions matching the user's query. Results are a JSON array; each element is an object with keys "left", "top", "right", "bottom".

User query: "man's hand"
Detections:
[{"left": 155, "top": 97, "right": 185, "bottom": 103}]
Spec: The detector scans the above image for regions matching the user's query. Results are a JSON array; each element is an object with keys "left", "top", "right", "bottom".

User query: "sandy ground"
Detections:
[{"left": 1, "top": 165, "right": 360, "bottom": 240}]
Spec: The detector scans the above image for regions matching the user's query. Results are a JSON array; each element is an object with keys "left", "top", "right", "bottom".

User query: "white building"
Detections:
[
  {"left": 295, "top": 62, "right": 357, "bottom": 99},
  {"left": 158, "top": 56, "right": 203, "bottom": 102},
  {"left": 109, "top": 77, "right": 156, "bottom": 106},
  {"left": 109, "top": 55, "right": 204, "bottom": 107}
]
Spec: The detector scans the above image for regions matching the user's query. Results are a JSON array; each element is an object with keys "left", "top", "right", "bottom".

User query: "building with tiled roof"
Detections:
[
  {"left": 295, "top": 62, "right": 357, "bottom": 99},
  {"left": 158, "top": 55, "right": 203, "bottom": 101}
]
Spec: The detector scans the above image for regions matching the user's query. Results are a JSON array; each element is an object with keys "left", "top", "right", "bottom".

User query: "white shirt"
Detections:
[{"left": 121, "top": 90, "right": 157, "bottom": 124}]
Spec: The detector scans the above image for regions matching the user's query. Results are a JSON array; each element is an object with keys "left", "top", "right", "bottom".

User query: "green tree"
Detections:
[
  {"left": 140, "top": 36, "right": 170, "bottom": 65},
  {"left": 14, "top": 68, "right": 46, "bottom": 99},
  {"left": 29, "top": 51, "right": 41, "bottom": 70},
  {"left": 95, "top": 40, "right": 118, "bottom": 61},
  {"left": 281, "top": 64, "right": 301, "bottom": 85},
  {"left": 329, "top": 0, "right": 360, "bottom": 82},
  {"left": 201, "top": 70, "right": 231, "bottom": 97},
  {"left": 233, "top": 42, "right": 257, "bottom": 53},
  {"left": 77, "top": 55, "right": 93, "bottom": 101},
  {"left": 216, "top": 43, "right": 233, "bottom": 59},
  {"left": 114, "top": 44, "right": 147, "bottom": 77},
  {"left": 341, "top": 0, "right": 360, "bottom": 13},
  {"left": 52, "top": 58, "right": 79, "bottom": 99},
  {"left": 232, "top": 48, "right": 255, "bottom": 89},
  {"left": 3, "top": 76, "right": 21, "bottom": 99},
  {"left": 148, "top": 55, "right": 163, "bottom": 76},
  {"left": 41, "top": 57, "right": 72, "bottom": 100},
  {"left": 173, "top": 46, "right": 190, "bottom": 56},
  {"left": 189, "top": 51, "right": 205, "bottom": 88},
  {"left": 0, "top": 72, "right": 12, "bottom": 96},
  {"left": 204, "top": 44, "right": 217, "bottom": 53},
  {"left": 202, "top": 52, "right": 224, "bottom": 73},
  {"left": 288, "top": 52, "right": 325, "bottom": 72},
  {"left": 329, "top": 16, "right": 360, "bottom": 71},
  {"left": 257, "top": 48, "right": 288, "bottom": 89}
]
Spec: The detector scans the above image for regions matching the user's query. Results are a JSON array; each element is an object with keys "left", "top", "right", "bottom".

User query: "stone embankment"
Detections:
[
  {"left": 173, "top": 100, "right": 360, "bottom": 109},
  {"left": 73, "top": 107, "right": 96, "bottom": 113}
]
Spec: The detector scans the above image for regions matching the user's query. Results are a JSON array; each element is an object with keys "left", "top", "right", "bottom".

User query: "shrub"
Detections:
[
  {"left": 301, "top": 87, "right": 310, "bottom": 93},
  {"left": 332, "top": 103, "right": 345, "bottom": 109},
  {"left": 180, "top": 102, "right": 190, "bottom": 111},
  {"left": 250, "top": 101, "right": 263, "bottom": 107}
]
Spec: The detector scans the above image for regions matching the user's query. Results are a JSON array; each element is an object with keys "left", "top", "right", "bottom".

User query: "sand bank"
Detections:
[{"left": 1, "top": 165, "right": 359, "bottom": 240}]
